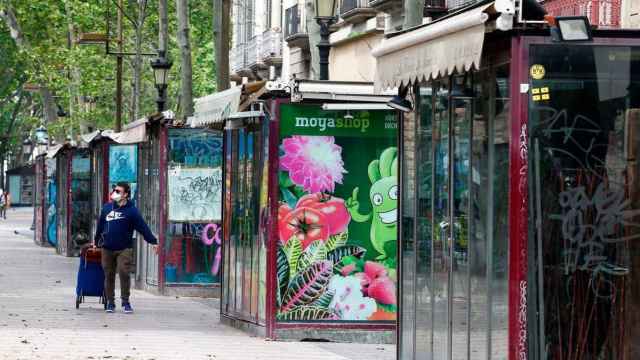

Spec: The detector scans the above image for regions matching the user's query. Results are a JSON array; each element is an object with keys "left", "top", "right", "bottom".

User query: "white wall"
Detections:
[{"left": 621, "top": 0, "right": 640, "bottom": 29}]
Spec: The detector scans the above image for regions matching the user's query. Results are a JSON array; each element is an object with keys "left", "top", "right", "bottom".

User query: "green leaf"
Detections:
[
  {"left": 325, "top": 231, "right": 348, "bottom": 252},
  {"left": 296, "top": 240, "right": 328, "bottom": 271},
  {"left": 281, "top": 260, "right": 333, "bottom": 312},
  {"left": 311, "top": 289, "right": 335, "bottom": 309},
  {"left": 277, "top": 247, "right": 290, "bottom": 308},
  {"left": 277, "top": 306, "right": 335, "bottom": 321},
  {"left": 283, "top": 236, "right": 303, "bottom": 278},
  {"left": 377, "top": 303, "right": 398, "bottom": 313},
  {"left": 281, "top": 188, "right": 298, "bottom": 209},
  {"left": 327, "top": 246, "right": 366, "bottom": 273},
  {"left": 327, "top": 246, "right": 367, "bottom": 265},
  {"left": 279, "top": 171, "right": 294, "bottom": 188}
]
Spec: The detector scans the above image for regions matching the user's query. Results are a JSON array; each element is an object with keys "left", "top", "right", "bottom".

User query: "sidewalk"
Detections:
[{"left": 0, "top": 208, "right": 395, "bottom": 360}]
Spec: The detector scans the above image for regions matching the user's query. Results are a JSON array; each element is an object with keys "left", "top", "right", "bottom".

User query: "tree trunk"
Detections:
[
  {"left": 176, "top": 0, "right": 194, "bottom": 118},
  {"left": 213, "top": 0, "right": 230, "bottom": 91},
  {"left": 1, "top": 6, "right": 58, "bottom": 124},
  {"left": 403, "top": 0, "right": 424, "bottom": 28},
  {"left": 63, "top": 2, "right": 90, "bottom": 135},
  {"left": 129, "top": 0, "right": 148, "bottom": 122},
  {"left": 159, "top": 0, "right": 169, "bottom": 53}
]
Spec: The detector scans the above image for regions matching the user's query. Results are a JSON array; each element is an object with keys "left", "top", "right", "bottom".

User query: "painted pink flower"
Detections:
[
  {"left": 355, "top": 261, "right": 393, "bottom": 300},
  {"left": 368, "top": 277, "right": 396, "bottom": 305},
  {"left": 280, "top": 136, "right": 347, "bottom": 193}
]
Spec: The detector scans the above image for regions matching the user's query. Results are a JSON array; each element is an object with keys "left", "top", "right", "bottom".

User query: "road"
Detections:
[{"left": 0, "top": 207, "right": 395, "bottom": 360}]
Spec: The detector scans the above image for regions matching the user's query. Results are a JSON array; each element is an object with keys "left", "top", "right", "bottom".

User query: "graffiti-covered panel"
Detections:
[
  {"left": 165, "top": 129, "right": 223, "bottom": 284},
  {"left": 277, "top": 104, "right": 398, "bottom": 322},
  {"left": 46, "top": 159, "right": 57, "bottom": 246}
]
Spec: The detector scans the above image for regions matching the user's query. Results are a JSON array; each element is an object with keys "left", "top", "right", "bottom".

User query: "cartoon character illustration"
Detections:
[{"left": 346, "top": 147, "right": 398, "bottom": 260}]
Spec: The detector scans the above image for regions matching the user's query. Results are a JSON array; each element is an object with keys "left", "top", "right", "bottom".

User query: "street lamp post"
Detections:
[
  {"left": 315, "top": 0, "right": 337, "bottom": 81},
  {"left": 150, "top": 50, "right": 172, "bottom": 113}
]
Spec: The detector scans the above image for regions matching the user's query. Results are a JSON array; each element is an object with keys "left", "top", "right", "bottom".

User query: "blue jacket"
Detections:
[{"left": 95, "top": 201, "right": 157, "bottom": 251}]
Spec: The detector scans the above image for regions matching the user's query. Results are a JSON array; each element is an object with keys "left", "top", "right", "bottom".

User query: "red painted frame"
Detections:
[
  {"left": 102, "top": 141, "right": 111, "bottom": 203},
  {"left": 508, "top": 35, "right": 529, "bottom": 360},
  {"left": 264, "top": 99, "right": 396, "bottom": 339},
  {"left": 158, "top": 124, "right": 169, "bottom": 293}
]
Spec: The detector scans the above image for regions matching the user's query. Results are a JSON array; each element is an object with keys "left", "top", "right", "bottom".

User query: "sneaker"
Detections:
[
  {"left": 105, "top": 303, "right": 115, "bottom": 313},
  {"left": 122, "top": 302, "right": 133, "bottom": 314}
]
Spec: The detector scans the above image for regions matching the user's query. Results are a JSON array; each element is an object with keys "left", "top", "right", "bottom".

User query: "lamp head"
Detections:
[{"left": 387, "top": 85, "right": 413, "bottom": 112}]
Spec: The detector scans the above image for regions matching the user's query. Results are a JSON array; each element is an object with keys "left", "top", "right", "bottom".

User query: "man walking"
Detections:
[
  {"left": 94, "top": 182, "right": 157, "bottom": 313},
  {"left": 0, "top": 190, "right": 9, "bottom": 220}
]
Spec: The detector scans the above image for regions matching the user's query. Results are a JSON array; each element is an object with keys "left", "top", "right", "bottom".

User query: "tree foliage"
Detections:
[{"left": 0, "top": 0, "right": 216, "bottom": 143}]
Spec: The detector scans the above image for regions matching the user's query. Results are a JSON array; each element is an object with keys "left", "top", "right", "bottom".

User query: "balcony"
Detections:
[
  {"left": 368, "top": 0, "right": 402, "bottom": 14},
  {"left": 368, "top": 0, "right": 447, "bottom": 17},
  {"left": 260, "top": 30, "right": 283, "bottom": 65},
  {"left": 424, "top": 0, "right": 447, "bottom": 17},
  {"left": 230, "top": 43, "right": 252, "bottom": 77},
  {"left": 340, "top": 0, "right": 377, "bottom": 24},
  {"left": 284, "top": 4, "right": 309, "bottom": 50},
  {"left": 246, "top": 36, "right": 261, "bottom": 69}
]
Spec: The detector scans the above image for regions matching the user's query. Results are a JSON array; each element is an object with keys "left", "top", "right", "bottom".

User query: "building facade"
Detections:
[
  {"left": 230, "top": 0, "right": 484, "bottom": 83},
  {"left": 542, "top": 0, "right": 622, "bottom": 28}
]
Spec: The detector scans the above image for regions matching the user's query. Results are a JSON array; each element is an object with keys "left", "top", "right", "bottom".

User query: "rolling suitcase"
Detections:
[{"left": 75, "top": 246, "right": 107, "bottom": 309}]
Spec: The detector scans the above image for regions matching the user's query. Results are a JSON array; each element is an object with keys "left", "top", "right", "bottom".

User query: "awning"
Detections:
[
  {"left": 80, "top": 130, "right": 102, "bottom": 144},
  {"left": 187, "top": 86, "right": 242, "bottom": 127},
  {"left": 102, "top": 118, "right": 148, "bottom": 144},
  {"left": 372, "top": 3, "right": 494, "bottom": 91},
  {"left": 291, "top": 80, "right": 395, "bottom": 102},
  {"left": 46, "top": 144, "right": 65, "bottom": 158}
]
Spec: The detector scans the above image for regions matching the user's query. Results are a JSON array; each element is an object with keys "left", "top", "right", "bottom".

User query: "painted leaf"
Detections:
[
  {"left": 328, "top": 246, "right": 366, "bottom": 273},
  {"left": 311, "top": 289, "right": 335, "bottom": 309},
  {"left": 277, "top": 246, "right": 290, "bottom": 308},
  {"left": 281, "top": 260, "right": 333, "bottom": 312},
  {"left": 276, "top": 306, "right": 335, "bottom": 321},
  {"left": 296, "top": 240, "right": 328, "bottom": 271},
  {"left": 327, "top": 246, "right": 366, "bottom": 265},
  {"left": 283, "top": 236, "right": 303, "bottom": 277},
  {"left": 281, "top": 188, "right": 298, "bottom": 209},
  {"left": 325, "top": 231, "right": 348, "bottom": 252}
]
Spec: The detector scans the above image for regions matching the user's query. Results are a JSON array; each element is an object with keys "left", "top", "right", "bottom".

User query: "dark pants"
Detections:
[{"left": 101, "top": 248, "right": 134, "bottom": 304}]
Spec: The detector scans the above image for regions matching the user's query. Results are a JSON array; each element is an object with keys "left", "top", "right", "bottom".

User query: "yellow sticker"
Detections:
[
  {"left": 533, "top": 95, "right": 541, "bottom": 101},
  {"left": 532, "top": 88, "right": 540, "bottom": 94},
  {"left": 541, "top": 94, "right": 550, "bottom": 100},
  {"left": 530, "top": 64, "right": 546, "bottom": 80},
  {"left": 541, "top": 87, "right": 549, "bottom": 93}
]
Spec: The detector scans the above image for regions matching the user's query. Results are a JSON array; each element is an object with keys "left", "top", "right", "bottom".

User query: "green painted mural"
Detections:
[{"left": 277, "top": 104, "right": 398, "bottom": 322}]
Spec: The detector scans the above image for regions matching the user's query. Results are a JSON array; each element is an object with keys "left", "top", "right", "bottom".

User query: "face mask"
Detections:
[{"left": 111, "top": 192, "right": 122, "bottom": 202}]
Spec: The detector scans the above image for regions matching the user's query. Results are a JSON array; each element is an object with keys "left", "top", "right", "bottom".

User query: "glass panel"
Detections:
[
  {"left": 71, "top": 151, "right": 91, "bottom": 254},
  {"left": 433, "top": 80, "right": 451, "bottom": 360},
  {"left": 529, "top": 44, "right": 640, "bottom": 359},
  {"left": 400, "top": 99, "right": 418, "bottom": 359},
  {"left": 415, "top": 85, "right": 434, "bottom": 358},
  {"left": 491, "top": 65, "right": 510, "bottom": 360},
  {"left": 451, "top": 90, "right": 472, "bottom": 360}
]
